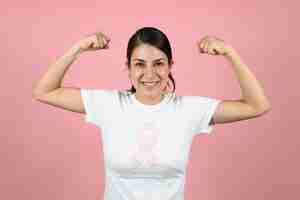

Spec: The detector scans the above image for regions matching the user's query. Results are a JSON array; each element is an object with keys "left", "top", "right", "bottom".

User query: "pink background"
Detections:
[{"left": 1, "top": 0, "right": 299, "bottom": 200}]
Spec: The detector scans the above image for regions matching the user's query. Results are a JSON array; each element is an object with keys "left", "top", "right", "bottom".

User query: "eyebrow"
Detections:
[{"left": 133, "top": 58, "right": 166, "bottom": 62}]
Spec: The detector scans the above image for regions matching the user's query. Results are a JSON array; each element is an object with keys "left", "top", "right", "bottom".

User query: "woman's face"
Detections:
[{"left": 127, "top": 44, "right": 173, "bottom": 101}]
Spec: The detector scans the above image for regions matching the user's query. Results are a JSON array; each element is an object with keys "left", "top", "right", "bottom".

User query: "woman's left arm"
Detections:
[{"left": 198, "top": 36, "right": 272, "bottom": 124}]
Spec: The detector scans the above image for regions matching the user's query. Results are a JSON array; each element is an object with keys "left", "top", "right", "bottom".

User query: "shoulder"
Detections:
[
  {"left": 81, "top": 88, "right": 120, "bottom": 102},
  {"left": 181, "top": 94, "right": 219, "bottom": 102},
  {"left": 178, "top": 95, "right": 221, "bottom": 111}
]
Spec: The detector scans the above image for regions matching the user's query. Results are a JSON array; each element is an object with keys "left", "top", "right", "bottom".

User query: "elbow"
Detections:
[
  {"left": 32, "top": 83, "right": 41, "bottom": 99},
  {"left": 32, "top": 81, "right": 46, "bottom": 99},
  {"left": 32, "top": 88, "right": 39, "bottom": 99},
  {"left": 32, "top": 89, "right": 46, "bottom": 100},
  {"left": 32, "top": 91, "right": 42, "bottom": 100},
  {"left": 255, "top": 104, "right": 272, "bottom": 116}
]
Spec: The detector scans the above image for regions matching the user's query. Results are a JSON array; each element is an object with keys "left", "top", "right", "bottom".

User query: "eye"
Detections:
[
  {"left": 135, "top": 63, "right": 144, "bottom": 67},
  {"left": 155, "top": 62, "right": 164, "bottom": 66}
]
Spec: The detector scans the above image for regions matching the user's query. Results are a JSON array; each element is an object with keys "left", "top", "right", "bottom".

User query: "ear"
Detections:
[
  {"left": 124, "top": 61, "right": 130, "bottom": 75},
  {"left": 169, "top": 59, "right": 174, "bottom": 67},
  {"left": 127, "top": 67, "right": 131, "bottom": 79},
  {"left": 169, "top": 59, "right": 174, "bottom": 72}
]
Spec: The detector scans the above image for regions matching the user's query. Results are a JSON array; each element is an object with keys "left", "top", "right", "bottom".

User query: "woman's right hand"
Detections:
[{"left": 75, "top": 31, "right": 111, "bottom": 52}]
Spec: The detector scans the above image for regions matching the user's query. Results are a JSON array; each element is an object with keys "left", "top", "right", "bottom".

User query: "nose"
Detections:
[{"left": 144, "top": 65, "right": 156, "bottom": 78}]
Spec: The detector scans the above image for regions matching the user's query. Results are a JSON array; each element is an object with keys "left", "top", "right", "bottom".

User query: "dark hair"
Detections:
[{"left": 126, "top": 27, "right": 176, "bottom": 93}]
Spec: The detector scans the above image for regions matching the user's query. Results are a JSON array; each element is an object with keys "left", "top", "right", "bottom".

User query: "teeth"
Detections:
[{"left": 142, "top": 81, "right": 159, "bottom": 86}]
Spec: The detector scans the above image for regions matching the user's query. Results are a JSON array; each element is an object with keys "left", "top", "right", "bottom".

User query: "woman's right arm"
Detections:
[{"left": 32, "top": 32, "right": 111, "bottom": 113}]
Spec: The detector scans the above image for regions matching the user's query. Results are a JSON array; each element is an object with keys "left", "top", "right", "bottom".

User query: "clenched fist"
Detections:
[
  {"left": 75, "top": 31, "right": 111, "bottom": 52},
  {"left": 197, "top": 36, "right": 231, "bottom": 56}
]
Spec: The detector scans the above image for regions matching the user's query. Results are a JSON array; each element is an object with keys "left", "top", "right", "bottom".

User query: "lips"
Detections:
[{"left": 141, "top": 81, "right": 160, "bottom": 87}]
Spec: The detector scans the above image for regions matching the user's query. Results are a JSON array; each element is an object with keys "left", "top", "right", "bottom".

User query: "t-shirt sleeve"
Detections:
[
  {"left": 185, "top": 96, "right": 222, "bottom": 135},
  {"left": 80, "top": 88, "right": 114, "bottom": 127}
]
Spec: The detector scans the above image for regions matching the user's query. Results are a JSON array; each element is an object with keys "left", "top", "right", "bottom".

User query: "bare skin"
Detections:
[
  {"left": 126, "top": 44, "right": 174, "bottom": 105},
  {"left": 32, "top": 31, "right": 111, "bottom": 113},
  {"left": 32, "top": 31, "right": 271, "bottom": 124}
]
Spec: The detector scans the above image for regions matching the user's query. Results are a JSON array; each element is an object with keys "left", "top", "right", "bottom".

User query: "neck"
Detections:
[{"left": 134, "top": 93, "right": 165, "bottom": 105}]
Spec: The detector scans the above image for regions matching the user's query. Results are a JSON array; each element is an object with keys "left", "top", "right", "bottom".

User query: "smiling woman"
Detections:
[
  {"left": 125, "top": 27, "right": 175, "bottom": 105},
  {"left": 32, "top": 26, "right": 271, "bottom": 200},
  {"left": 126, "top": 43, "right": 171, "bottom": 105}
]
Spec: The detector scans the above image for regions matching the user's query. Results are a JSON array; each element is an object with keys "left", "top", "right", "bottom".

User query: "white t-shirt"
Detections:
[{"left": 80, "top": 89, "right": 221, "bottom": 200}]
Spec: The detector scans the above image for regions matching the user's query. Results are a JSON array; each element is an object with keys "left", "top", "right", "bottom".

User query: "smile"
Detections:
[{"left": 140, "top": 81, "right": 160, "bottom": 87}]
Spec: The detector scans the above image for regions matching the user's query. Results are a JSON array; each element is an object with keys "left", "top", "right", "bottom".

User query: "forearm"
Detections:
[
  {"left": 225, "top": 46, "right": 271, "bottom": 111},
  {"left": 32, "top": 45, "right": 82, "bottom": 96}
]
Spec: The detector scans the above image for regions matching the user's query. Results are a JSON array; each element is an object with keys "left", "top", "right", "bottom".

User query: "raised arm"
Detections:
[
  {"left": 32, "top": 31, "right": 111, "bottom": 113},
  {"left": 197, "top": 36, "right": 271, "bottom": 124}
]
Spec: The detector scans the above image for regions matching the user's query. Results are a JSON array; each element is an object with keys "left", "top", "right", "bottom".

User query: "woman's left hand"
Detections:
[{"left": 197, "top": 36, "right": 232, "bottom": 56}]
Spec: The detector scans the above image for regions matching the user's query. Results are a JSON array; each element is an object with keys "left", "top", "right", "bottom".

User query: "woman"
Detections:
[{"left": 32, "top": 27, "right": 271, "bottom": 200}]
